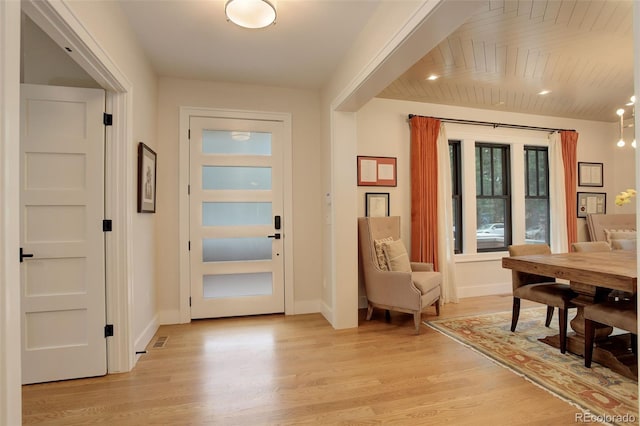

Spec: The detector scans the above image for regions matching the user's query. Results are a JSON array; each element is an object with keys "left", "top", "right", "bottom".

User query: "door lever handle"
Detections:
[
  {"left": 267, "top": 233, "right": 281, "bottom": 240},
  {"left": 20, "top": 248, "right": 34, "bottom": 263}
]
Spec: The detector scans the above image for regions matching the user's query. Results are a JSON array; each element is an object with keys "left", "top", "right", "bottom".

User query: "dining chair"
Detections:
[
  {"left": 584, "top": 300, "right": 637, "bottom": 368},
  {"left": 508, "top": 244, "right": 577, "bottom": 353}
]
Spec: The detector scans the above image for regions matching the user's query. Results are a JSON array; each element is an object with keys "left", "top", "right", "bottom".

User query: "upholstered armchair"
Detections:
[
  {"left": 358, "top": 216, "right": 442, "bottom": 334},
  {"left": 508, "top": 244, "right": 577, "bottom": 353}
]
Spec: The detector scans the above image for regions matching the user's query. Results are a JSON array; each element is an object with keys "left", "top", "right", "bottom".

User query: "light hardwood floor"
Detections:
[{"left": 23, "top": 295, "right": 592, "bottom": 425}]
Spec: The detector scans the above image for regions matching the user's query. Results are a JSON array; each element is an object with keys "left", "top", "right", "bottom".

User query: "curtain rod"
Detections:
[{"left": 407, "top": 114, "right": 575, "bottom": 133}]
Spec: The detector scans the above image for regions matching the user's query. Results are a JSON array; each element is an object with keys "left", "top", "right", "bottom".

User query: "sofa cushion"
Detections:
[
  {"left": 373, "top": 236, "right": 393, "bottom": 270},
  {"left": 382, "top": 239, "right": 412, "bottom": 273}
]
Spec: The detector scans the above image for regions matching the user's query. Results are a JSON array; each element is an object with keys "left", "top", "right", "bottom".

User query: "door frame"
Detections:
[
  {"left": 179, "top": 107, "right": 294, "bottom": 323},
  {"left": 20, "top": 0, "right": 135, "bottom": 374}
]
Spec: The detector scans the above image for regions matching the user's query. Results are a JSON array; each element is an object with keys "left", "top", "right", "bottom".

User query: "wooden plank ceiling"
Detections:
[{"left": 377, "top": 0, "right": 634, "bottom": 123}]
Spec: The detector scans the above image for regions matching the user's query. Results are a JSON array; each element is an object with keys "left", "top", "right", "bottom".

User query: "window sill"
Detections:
[{"left": 454, "top": 251, "right": 508, "bottom": 263}]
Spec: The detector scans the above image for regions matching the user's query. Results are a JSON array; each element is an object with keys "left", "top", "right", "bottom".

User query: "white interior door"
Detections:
[
  {"left": 189, "top": 116, "right": 285, "bottom": 319},
  {"left": 20, "top": 84, "right": 107, "bottom": 384}
]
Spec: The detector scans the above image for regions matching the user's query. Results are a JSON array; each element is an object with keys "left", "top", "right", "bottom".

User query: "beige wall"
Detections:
[
  {"left": 356, "top": 97, "right": 630, "bottom": 298},
  {"left": 65, "top": 0, "right": 159, "bottom": 351},
  {"left": 155, "top": 77, "right": 323, "bottom": 321},
  {"left": 20, "top": 13, "right": 100, "bottom": 88}
]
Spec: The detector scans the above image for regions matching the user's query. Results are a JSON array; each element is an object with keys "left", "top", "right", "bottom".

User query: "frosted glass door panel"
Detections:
[
  {"left": 203, "top": 238, "right": 272, "bottom": 262},
  {"left": 202, "top": 202, "right": 271, "bottom": 226},
  {"left": 202, "top": 130, "right": 271, "bottom": 155},
  {"left": 202, "top": 166, "right": 271, "bottom": 190},
  {"left": 203, "top": 273, "right": 272, "bottom": 298}
]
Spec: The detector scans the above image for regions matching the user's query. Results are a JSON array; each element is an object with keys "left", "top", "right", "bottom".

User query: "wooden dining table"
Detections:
[{"left": 502, "top": 250, "right": 637, "bottom": 379}]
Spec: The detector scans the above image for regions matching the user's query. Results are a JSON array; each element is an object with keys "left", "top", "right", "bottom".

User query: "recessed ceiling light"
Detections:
[
  {"left": 426, "top": 74, "right": 439, "bottom": 81},
  {"left": 538, "top": 90, "right": 551, "bottom": 95}
]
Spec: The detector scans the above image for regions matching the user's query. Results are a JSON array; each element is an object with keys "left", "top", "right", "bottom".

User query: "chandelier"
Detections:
[{"left": 616, "top": 96, "right": 636, "bottom": 148}]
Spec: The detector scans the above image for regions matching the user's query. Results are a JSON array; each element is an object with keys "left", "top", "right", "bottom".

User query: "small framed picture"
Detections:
[
  {"left": 365, "top": 192, "right": 390, "bottom": 217},
  {"left": 357, "top": 156, "right": 397, "bottom": 186},
  {"left": 577, "top": 192, "right": 606, "bottom": 218},
  {"left": 578, "top": 162, "right": 603, "bottom": 187},
  {"left": 137, "top": 142, "right": 157, "bottom": 213}
]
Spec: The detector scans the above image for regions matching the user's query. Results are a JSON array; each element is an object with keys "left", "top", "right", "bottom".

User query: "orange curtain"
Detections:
[
  {"left": 560, "top": 130, "right": 578, "bottom": 251},
  {"left": 409, "top": 116, "right": 440, "bottom": 270}
]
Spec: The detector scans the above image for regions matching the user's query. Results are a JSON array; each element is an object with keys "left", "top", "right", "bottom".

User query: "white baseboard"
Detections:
[
  {"left": 457, "top": 282, "right": 511, "bottom": 298},
  {"left": 134, "top": 313, "right": 159, "bottom": 364},
  {"left": 320, "top": 301, "right": 333, "bottom": 326}
]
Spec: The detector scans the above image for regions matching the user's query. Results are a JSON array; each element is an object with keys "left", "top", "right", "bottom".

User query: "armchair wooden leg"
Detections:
[
  {"left": 631, "top": 334, "right": 637, "bottom": 356},
  {"left": 435, "top": 299, "right": 440, "bottom": 316},
  {"left": 366, "top": 304, "right": 374, "bottom": 321},
  {"left": 559, "top": 308, "right": 568, "bottom": 354},
  {"left": 511, "top": 298, "right": 521, "bottom": 332},
  {"left": 385, "top": 310, "right": 391, "bottom": 322},
  {"left": 413, "top": 312, "right": 421, "bottom": 334},
  {"left": 545, "top": 306, "right": 554, "bottom": 327},
  {"left": 585, "top": 318, "right": 595, "bottom": 367}
]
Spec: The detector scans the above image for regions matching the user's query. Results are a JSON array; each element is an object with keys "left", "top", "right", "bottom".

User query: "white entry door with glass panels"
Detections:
[{"left": 189, "top": 117, "right": 284, "bottom": 318}]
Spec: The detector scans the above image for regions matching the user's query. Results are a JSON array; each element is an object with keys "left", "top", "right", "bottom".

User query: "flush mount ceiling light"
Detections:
[{"left": 225, "top": 0, "right": 276, "bottom": 29}]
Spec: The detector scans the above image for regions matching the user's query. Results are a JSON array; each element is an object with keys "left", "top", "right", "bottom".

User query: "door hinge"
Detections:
[
  {"left": 104, "top": 324, "right": 114, "bottom": 338},
  {"left": 188, "top": 241, "right": 191, "bottom": 251},
  {"left": 189, "top": 297, "right": 192, "bottom": 307},
  {"left": 103, "top": 113, "right": 113, "bottom": 126},
  {"left": 188, "top": 129, "right": 191, "bottom": 139},
  {"left": 103, "top": 219, "right": 113, "bottom": 232},
  {"left": 188, "top": 184, "right": 190, "bottom": 195}
]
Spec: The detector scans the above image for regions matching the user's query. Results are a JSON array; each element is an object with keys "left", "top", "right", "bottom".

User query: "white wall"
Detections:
[
  {"left": 155, "top": 77, "right": 323, "bottom": 322},
  {"left": 319, "top": 0, "right": 428, "bottom": 328},
  {"left": 356, "top": 97, "right": 628, "bottom": 298},
  {"left": 64, "top": 0, "right": 159, "bottom": 353}
]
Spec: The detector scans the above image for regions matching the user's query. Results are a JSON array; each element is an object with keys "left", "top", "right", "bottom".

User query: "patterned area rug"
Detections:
[{"left": 426, "top": 308, "right": 638, "bottom": 425}]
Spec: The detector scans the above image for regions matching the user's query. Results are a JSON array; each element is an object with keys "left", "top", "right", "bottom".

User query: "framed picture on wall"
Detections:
[
  {"left": 577, "top": 192, "right": 606, "bottom": 218},
  {"left": 365, "top": 192, "right": 390, "bottom": 217},
  {"left": 578, "top": 162, "right": 603, "bottom": 187},
  {"left": 357, "top": 156, "right": 397, "bottom": 186},
  {"left": 137, "top": 142, "right": 157, "bottom": 213}
]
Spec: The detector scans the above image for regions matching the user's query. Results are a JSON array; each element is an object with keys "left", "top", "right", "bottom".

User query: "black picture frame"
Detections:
[
  {"left": 577, "top": 192, "right": 606, "bottom": 218},
  {"left": 578, "top": 162, "right": 603, "bottom": 187},
  {"left": 365, "top": 192, "right": 390, "bottom": 217},
  {"left": 137, "top": 142, "right": 157, "bottom": 213}
]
